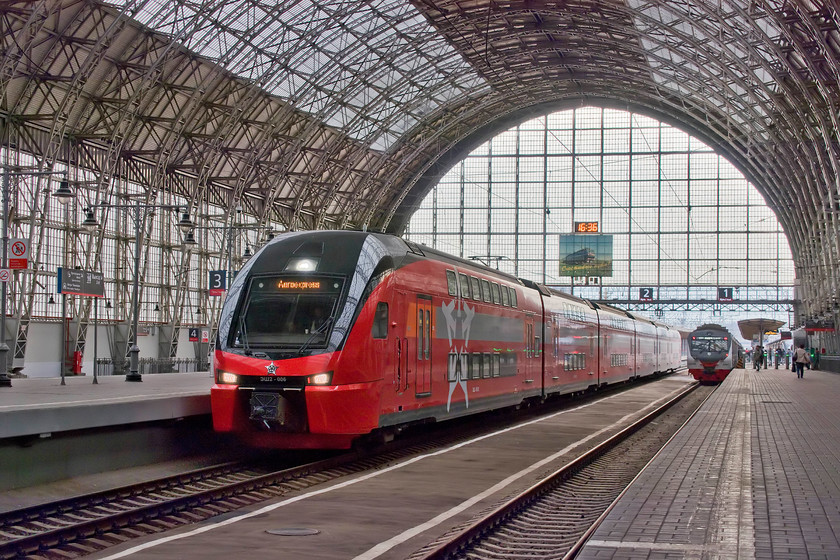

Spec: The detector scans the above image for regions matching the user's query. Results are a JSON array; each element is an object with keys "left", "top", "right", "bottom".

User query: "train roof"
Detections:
[{"left": 262, "top": 230, "right": 526, "bottom": 286}]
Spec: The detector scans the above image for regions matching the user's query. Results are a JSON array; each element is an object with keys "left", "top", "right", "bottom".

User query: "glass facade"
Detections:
[{"left": 405, "top": 107, "right": 794, "bottom": 332}]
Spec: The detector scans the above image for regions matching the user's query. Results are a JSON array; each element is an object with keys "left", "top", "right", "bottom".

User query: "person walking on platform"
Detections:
[{"left": 793, "top": 344, "right": 810, "bottom": 378}]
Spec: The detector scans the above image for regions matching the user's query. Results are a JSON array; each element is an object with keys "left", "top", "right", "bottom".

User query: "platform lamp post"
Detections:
[
  {"left": 0, "top": 168, "right": 71, "bottom": 388},
  {"left": 80, "top": 201, "right": 194, "bottom": 382}
]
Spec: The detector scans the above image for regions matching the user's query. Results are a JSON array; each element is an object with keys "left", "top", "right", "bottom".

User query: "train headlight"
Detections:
[
  {"left": 217, "top": 370, "right": 239, "bottom": 385},
  {"left": 285, "top": 257, "right": 319, "bottom": 272},
  {"left": 307, "top": 371, "right": 333, "bottom": 386}
]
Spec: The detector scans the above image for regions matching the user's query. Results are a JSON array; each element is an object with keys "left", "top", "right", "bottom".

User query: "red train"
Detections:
[{"left": 211, "top": 231, "right": 682, "bottom": 449}]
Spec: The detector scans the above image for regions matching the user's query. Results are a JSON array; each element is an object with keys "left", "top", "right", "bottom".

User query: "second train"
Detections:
[{"left": 687, "top": 323, "right": 744, "bottom": 383}]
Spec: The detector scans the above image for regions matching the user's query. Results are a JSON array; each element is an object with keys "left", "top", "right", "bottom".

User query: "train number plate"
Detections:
[{"left": 259, "top": 376, "right": 287, "bottom": 383}]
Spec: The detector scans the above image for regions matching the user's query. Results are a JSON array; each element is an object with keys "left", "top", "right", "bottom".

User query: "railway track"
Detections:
[
  {"left": 414, "top": 380, "right": 713, "bottom": 560},
  {"left": 0, "top": 373, "right": 690, "bottom": 559}
]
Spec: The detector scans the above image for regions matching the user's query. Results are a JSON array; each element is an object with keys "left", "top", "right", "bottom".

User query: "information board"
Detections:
[{"left": 57, "top": 267, "right": 105, "bottom": 297}]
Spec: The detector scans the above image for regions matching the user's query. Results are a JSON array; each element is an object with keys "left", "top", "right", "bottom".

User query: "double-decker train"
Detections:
[
  {"left": 211, "top": 231, "right": 682, "bottom": 449},
  {"left": 687, "top": 323, "right": 744, "bottom": 383}
]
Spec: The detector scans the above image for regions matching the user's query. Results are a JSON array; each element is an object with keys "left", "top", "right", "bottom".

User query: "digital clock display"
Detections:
[{"left": 574, "top": 221, "right": 599, "bottom": 233}]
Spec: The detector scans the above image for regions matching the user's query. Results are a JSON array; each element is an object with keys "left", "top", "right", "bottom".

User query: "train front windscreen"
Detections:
[
  {"left": 689, "top": 335, "right": 729, "bottom": 359},
  {"left": 234, "top": 275, "right": 345, "bottom": 351}
]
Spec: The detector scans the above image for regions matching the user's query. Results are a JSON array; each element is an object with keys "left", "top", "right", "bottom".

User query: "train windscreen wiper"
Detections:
[
  {"left": 297, "top": 315, "right": 334, "bottom": 356},
  {"left": 238, "top": 316, "right": 252, "bottom": 356}
]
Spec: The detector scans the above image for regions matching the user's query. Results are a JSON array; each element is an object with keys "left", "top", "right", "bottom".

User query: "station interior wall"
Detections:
[{"left": 21, "top": 322, "right": 206, "bottom": 378}]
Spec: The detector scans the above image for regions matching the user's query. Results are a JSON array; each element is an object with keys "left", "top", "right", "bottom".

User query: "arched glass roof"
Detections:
[
  {"left": 1, "top": 0, "right": 839, "bottom": 339},
  {"left": 405, "top": 106, "right": 795, "bottom": 332}
]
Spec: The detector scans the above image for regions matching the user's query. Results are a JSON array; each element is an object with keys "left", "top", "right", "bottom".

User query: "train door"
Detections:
[
  {"left": 524, "top": 314, "right": 537, "bottom": 385},
  {"left": 415, "top": 295, "right": 432, "bottom": 397}
]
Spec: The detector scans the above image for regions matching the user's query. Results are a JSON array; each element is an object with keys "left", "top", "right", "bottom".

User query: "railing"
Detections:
[{"left": 94, "top": 357, "right": 202, "bottom": 377}]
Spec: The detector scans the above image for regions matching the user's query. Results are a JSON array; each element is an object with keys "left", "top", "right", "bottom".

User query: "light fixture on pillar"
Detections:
[
  {"left": 242, "top": 245, "right": 252, "bottom": 262},
  {"left": 182, "top": 229, "right": 197, "bottom": 246},
  {"left": 177, "top": 210, "right": 195, "bottom": 232},
  {"left": 105, "top": 299, "right": 112, "bottom": 309},
  {"left": 48, "top": 295, "right": 55, "bottom": 305},
  {"left": 81, "top": 208, "right": 99, "bottom": 231},
  {"left": 52, "top": 177, "right": 74, "bottom": 205}
]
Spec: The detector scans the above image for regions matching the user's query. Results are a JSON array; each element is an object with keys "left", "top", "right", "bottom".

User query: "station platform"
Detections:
[
  {"left": 0, "top": 372, "right": 212, "bottom": 440},
  {"left": 578, "top": 366, "right": 840, "bottom": 559}
]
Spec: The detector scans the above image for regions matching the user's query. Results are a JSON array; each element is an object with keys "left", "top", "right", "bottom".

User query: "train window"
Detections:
[
  {"left": 503, "top": 353, "right": 517, "bottom": 376},
  {"left": 418, "top": 309, "right": 424, "bottom": 360},
  {"left": 470, "top": 277, "right": 481, "bottom": 301},
  {"left": 610, "top": 354, "right": 629, "bottom": 367},
  {"left": 372, "top": 302, "right": 389, "bottom": 339},
  {"left": 492, "top": 354, "right": 501, "bottom": 377},
  {"left": 564, "top": 353, "right": 585, "bottom": 370},
  {"left": 480, "top": 279, "right": 491, "bottom": 302},
  {"left": 501, "top": 286, "right": 510, "bottom": 306},
  {"left": 510, "top": 288, "right": 517, "bottom": 308},
  {"left": 459, "top": 273, "right": 471, "bottom": 299},
  {"left": 482, "top": 353, "right": 492, "bottom": 378},
  {"left": 471, "top": 352, "right": 482, "bottom": 379},
  {"left": 491, "top": 283, "right": 501, "bottom": 304},
  {"left": 424, "top": 309, "right": 431, "bottom": 359},
  {"left": 446, "top": 270, "right": 458, "bottom": 296},
  {"left": 533, "top": 335, "right": 541, "bottom": 357},
  {"left": 448, "top": 353, "right": 459, "bottom": 382}
]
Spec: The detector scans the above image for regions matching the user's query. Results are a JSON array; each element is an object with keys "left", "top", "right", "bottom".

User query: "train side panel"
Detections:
[
  {"left": 633, "top": 318, "right": 659, "bottom": 378},
  {"left": 596, "top": 307, "right": 636, "bottom": 385},
  {"left": 375, "top": 259, "right": 536, "bottom": 428},
  {"left": 541, "top": 293, "right": 599, "bottom": 395}
]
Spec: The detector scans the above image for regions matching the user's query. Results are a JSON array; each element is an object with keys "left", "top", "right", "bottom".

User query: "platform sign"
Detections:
[
  {"left": 717, "top": 287, "right": 734, "bottom": 301},
  {"left": 8, "top": 238, "right": 29, "bottom": 269},
  {"left": 57, "top": 267, "right": 105, "bottom": 297},
  {"left": 209, "top": 270, "right": 226, "bottom": 296},
  {"left": 639, "top": 287, "right": 654, "bottom": 301},
  {"left": 188, "top": 327, "right": 199, "bottom": 342}
]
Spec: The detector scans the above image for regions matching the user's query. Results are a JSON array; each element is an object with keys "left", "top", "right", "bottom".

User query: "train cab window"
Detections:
[
  {"left": 510, "top": 289, "right": 517, "bottom": 308},
  {"left": 501, "top": 286, "right": 510, "bottom": 306},
  {"left": 446, "top": 270, "right": 458, "bottom": 296},
  {"left": 470, "top": 277, "right": 481, "bottom": 301},
  {"left": 480, "top": 279, "right": 491, "bottom": 302},
  {"left": 459, "top": 273, "right": 471, "bottom": 299},
  {"left": 491, "top": 283, "right": 501, "bottom": 304},
  {"left": 372, "top": 302, "right": 389, "bottom": 339}
]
